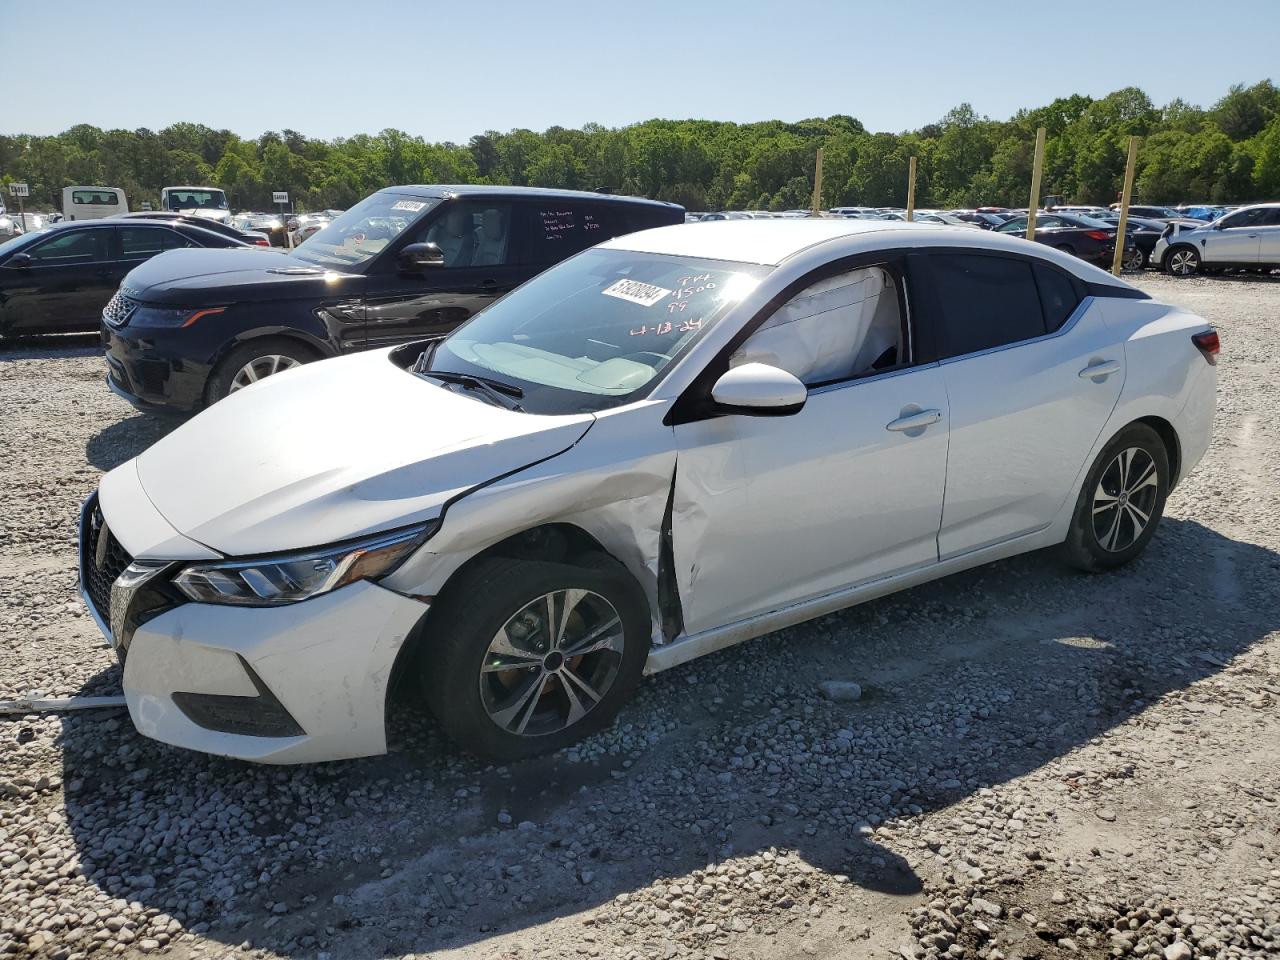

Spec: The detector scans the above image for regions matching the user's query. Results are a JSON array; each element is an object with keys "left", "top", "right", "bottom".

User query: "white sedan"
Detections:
[{"left": 80, "top": 220, "right": 1218, "bottom": 763}]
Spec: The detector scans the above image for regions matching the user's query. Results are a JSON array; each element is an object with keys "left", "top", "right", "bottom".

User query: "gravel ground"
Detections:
[{"left": 1, "top": 273, "right": 1278, "bottom": 960}]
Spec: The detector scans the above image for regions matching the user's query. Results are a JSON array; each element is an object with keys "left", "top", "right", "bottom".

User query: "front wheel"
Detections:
[
  {"left": 1166, "top": 246, "right": 1200, "bottom": 277},
  {"left": 421, "top": 553, "right": 651, "bottom": 760},
  {"left": 205, "top": 338, "right": 317, "bottom": 405},
  {"left": 1123, "top": 247, "right": 1145, "bottom": 272},
  {"left": 1060, "top": 423, "right": 1169, "bottom": 572}
]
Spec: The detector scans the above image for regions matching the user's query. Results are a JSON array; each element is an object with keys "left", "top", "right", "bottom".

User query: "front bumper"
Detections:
[
  {"left": 102, "top": 322, "right": 213, "bottom": 414},
  {"left": 80, "top": 487, "right": 430, "bottom": 764},
  {"left": 124, "top": 581, "right": 429, "bottom": 763}
]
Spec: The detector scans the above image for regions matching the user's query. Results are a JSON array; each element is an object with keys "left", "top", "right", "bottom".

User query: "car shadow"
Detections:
[
  {"left": 85, "top": 416, "right": 181, "bottom": 471},
  {"left": 0, "top": 332, "right": 101, "bottom": 359},
  {"left": 56, "top": 518, "right": 1280, "bottom": 956}
]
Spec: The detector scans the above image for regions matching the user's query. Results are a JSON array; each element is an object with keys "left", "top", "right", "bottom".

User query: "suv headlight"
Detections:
[{"left": 172, "top": 523, "right": 434, "bottom": 606}]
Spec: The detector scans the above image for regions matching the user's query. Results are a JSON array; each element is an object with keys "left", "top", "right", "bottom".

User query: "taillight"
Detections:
[
  {"left": 1084, "top": 230, "right": 1111, "bottom": 241},
  {"left": 254, "top": 238, "right": 269, "bottom": 246},
  {"left": 1192, "top": 330, "right": 1219, "bottom": 364}
]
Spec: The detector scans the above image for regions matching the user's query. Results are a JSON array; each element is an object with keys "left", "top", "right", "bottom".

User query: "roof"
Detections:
[
  {"left": 599, "top": 218, "right": 911, "bottom": 265},
  {"left": 377, "top": 184, "right": 681, "bottom": 209}
]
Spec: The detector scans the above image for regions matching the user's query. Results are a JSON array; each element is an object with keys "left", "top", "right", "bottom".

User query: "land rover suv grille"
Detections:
[{"left": 102, "top": 291, "right": 138, "bottom": 328}]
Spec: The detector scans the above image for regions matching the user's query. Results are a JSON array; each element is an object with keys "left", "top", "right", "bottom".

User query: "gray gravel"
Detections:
[{"left": 1, "top": 273, "right": 1278, "bottom": 960}]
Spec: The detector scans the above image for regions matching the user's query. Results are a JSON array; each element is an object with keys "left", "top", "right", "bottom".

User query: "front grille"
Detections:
[
  {"left": 102, "top": 291, "right": 138, "bottom": 328},
  {"left": 82, "top": 501, "right": 133, "bottom": 637}
]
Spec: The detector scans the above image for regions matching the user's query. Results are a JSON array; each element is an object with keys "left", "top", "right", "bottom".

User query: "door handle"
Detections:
[
  {"left": 478, "top": 278, "right": 499, "bottom": 289},
  {"left": 886, "top": 409, "right": 942, "bottom": 433},
  {"left": 1078, "top": 360, "right": 1120, "bottom": 380}
]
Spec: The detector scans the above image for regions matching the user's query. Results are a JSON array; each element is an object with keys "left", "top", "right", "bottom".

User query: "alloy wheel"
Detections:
[
  {"left": 229, "top": 354, "right": 302, "bottom": 392},
  {"left": 1168, "top": 249, "right": 1198, "bottom": 276},
  {"left": 1123, "top": 248, "right": 1145, "bottom": 271},
  {"left": 479, "top": 589, "right": 625, "bottom": 737},
  {"left": 1091, "top": 446, "right": 1159, "bottom": 553}
]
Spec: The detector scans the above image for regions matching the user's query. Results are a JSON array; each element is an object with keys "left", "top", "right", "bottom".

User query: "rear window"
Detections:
[
  {"left": 1033, "top": 263, "right": 1082, "bottom": 332},
  {"left": 927, "top": 254, "right": 1047, "bottom": 358},
  {"left": 72, "top": 190, "right": 119, "bottom": 205}
]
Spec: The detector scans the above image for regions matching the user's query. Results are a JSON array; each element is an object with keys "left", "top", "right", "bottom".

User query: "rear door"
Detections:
[
  {"left": 1, "top": 227, "right": 114, "bottom": 333},
  {"left": 361, "top": 200, "right": 526, "bottom": 349},
  {"left": 112, "top": 225, "right": 195, "bottom": 283},
  {"left": 1255, "top": 207, "right": 1280, "bottom": 265},
  {"left": 917, "top": 252, "right": 1124, "bottom": 557}
]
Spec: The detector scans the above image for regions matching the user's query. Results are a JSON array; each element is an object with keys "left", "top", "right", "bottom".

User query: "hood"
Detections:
[
  {"left": 121, "top": 248, "right": 360, "bottom": 306},
  {"left": 133, "top": 349, "right": 595, "bottom": 555}
]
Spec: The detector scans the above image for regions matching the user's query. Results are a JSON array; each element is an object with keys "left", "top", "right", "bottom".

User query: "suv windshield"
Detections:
[
  {"left": 292, "top": 192, "right": 439, "bottom": 269},
  {"left": 166, "top": 190, "right": 228, "bottom": 211},
  {"left": 421, "top": 247, "right": 771, "bottom": 414}
]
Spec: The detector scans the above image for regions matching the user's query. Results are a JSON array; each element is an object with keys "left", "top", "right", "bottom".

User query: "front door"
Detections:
[
  {"left": 1202, "top": 208, "right": 1266, "bottom": 264},
  {"left": 3, "top": 227, "right": 115, "bottom": 333},
  {"left": 361, "top": 201, "right": 529, "bottom": 349},
  {"left": 670, "top": 260, "right": 948, "bottom": 635}
]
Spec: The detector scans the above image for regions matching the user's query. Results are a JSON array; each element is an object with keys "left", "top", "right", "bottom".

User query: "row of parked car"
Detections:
[{"left": 686, "top": 201, "right": 1280, "bottom": 276}]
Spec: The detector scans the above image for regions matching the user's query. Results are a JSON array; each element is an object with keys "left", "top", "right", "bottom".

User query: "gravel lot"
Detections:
[{"left": 2, "top": 274, "right": 1278, "bottom": 960}]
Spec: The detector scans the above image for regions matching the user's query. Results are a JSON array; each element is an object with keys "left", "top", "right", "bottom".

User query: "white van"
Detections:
[
  {"left": 63, "top": 185, "right": 129, "bottom": 220},
  {"left": 160, "top": 185, "right": 231, "bottom": 223}
]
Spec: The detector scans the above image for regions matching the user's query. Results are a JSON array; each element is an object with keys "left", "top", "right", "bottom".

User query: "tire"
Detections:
[
  {"left": 1165, "top": 246, "right": 1200, "bottom": 277},
  {"left": 205, "top": 337, "right": 318, "bottom": 405},
  {"left": 1122, "top": 247, "right": 1145, "bottom": 272},
  {"left": 1060, "top": 423, "right": 1169, "bottom": 572},
  {"left": 421, "top": 552, "right": 651, "bottom": 761}
]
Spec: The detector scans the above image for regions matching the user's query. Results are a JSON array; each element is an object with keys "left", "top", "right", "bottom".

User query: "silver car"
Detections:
[{"left": 1153, "top": 202, "right": 1280, "bottom": 275}]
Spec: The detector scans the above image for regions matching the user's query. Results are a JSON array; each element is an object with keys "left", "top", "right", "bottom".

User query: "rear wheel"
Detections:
[
  {"left": 1166, "top": 246, "right": 1200, "bottom": 277},
  {"left": 1123, "top": 247, "right": 1145, "bottom": 271},
  {"left": 421, "top": 553, "right": 651, "bottom": 760},
  {"left": 1060, "top": 423, "right": 1169, "bottom": 572},
  {"left": 205, "top": 338, "right": 317, "bottom": 405}
]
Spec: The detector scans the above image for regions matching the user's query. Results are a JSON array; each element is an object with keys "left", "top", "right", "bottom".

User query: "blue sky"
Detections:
[{"left": 6, "top": 0, "right": 1278, "bottom": 141}]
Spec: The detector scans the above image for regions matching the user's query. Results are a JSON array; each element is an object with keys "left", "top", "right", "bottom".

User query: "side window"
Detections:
[
  {"left": 514, "top": 203, "right": 615, "bottom": 265},
  {"left": 731, "top": 263, "right": 906, "bottom": 387},
  {"left": 161, "top": 230, "right": 196, "bottom": 250},
  {"left": 1220, "top": 208, "right": 1265, "bottom": 230},
  {"left": 1254, "top": 208, "right": 1280, "bottom": 226},
  {"left": 27, "top": 229, "right": 108, "bottom": 265},
  {"left": 420, "top": 202, "right": 513, "bottom": 268},
  {"left": 1033, "top": 263, "right": 1082, "bottom": 332},
  {"left": 119, "top": 227, "right": 167, "bottom": 258},
  {"left": 928, "top": 254, "right": 1046, "bottom": 358}
]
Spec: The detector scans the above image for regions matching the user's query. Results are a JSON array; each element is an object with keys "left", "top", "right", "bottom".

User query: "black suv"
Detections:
[{"left": 102, "top": 185, "right": 683, "bottom": 413}]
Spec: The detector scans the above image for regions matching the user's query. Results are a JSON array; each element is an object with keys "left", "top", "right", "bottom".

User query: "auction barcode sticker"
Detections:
[
  {"left": 391, "top": 200, "right": 428, "bottom": 212},
  {"left": 602, "top": 278, "right": 672, "bottom": 307}
]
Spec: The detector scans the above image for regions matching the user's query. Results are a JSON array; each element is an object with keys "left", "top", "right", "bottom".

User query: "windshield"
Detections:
[
  {"left": 292, "top": 192, "right": 438, "bottom": 269},
  {"left": 423, "top": 248, "right": 772, "bottom": 414},
  {"left": 165, "top": 189, "right": 228, "bottom": 211}
]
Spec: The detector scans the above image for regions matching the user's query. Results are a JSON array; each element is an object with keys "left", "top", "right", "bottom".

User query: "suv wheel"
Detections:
[
  {"left": 421, "top": 553, "right": 651, "bottom": 760},
  {"left": 1166, "top": 246, "right": 1200, "bottom": 276},
  {"left": 206, "top": 338, "right": 317, "bottom": 405}
]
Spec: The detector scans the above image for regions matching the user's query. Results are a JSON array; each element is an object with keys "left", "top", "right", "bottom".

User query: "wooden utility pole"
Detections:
[
  {"left": 1111, "top": 136, "right": 1140, "bottom": 276},
  {"left": 811, "top": 148, "right": 824, "bottom": 216},
  {"left": 1026, "top": 127, "right": 1046, "bottom": 240},
  {"left": 906, "top": 156, "right": 917, "bottom": 222}
]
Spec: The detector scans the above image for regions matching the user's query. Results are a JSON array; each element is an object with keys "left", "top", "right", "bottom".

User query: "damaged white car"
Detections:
[{"left": 80, "top": 219, "right": 1218, "bottom": 763}]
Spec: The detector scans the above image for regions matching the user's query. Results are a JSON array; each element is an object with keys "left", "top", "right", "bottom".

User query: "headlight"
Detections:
[
  {"left": 172, "top": 523, "right": 433, "bottom": 606},
  {"left": 129, "top": 305, "right": 228, "bottom": 329}
]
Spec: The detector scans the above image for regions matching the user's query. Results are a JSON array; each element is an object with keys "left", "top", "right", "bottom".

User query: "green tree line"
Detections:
[{"left": 2, "top": 81, "right": 1279, "bottom": 214}]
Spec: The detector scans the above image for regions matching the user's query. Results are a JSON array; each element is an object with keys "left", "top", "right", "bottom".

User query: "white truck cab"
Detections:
[
  {"left": 63, "top": 185, "right": 129, "bottom": 221},
  {"left": 160, "top": 186, "right": 231, "bottom": 223}
]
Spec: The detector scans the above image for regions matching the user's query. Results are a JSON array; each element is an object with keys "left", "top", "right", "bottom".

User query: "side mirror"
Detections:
[
  {"left": 711, "top": 363, "right": 807, "bottom": 416},
  {"left": 5, "top": 252, "right": 32, "bottom": 269},
  {"left": 397, "top": 242, "right": 445, "bottom": 272}
]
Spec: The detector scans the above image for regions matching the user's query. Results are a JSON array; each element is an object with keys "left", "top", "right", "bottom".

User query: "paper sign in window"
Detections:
[{"left": 602, "top": 278, "right": 672, "bottom": 307}]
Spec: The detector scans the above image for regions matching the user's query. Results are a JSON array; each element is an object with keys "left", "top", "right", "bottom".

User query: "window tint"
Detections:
[
  {"left": 1220, "top": 208, "right": 1266, "bottom": 229},
  {"left": 1256, "top": 207, "right": 1280, "bottom": 226},
  {"left": 419, "top": 201, "right": 513, "bottom": 268},
  {"left": 27, "top": 229, "right": 108, "bottom": 265},
  {"left": 120, "top": 227, "right": 168, "bottom": 258},
  {"left": 515, "top": 203, "right": 618, "bottom": 264},
  {"left": 1033, "top": 263, "right": 1081, "bottom": 332},
  {"left": 161, "top": 230, "right": 196, "bottom": 250},
  {"left": 928, "top": 254, "right": 1046, "bottom": 358}
]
